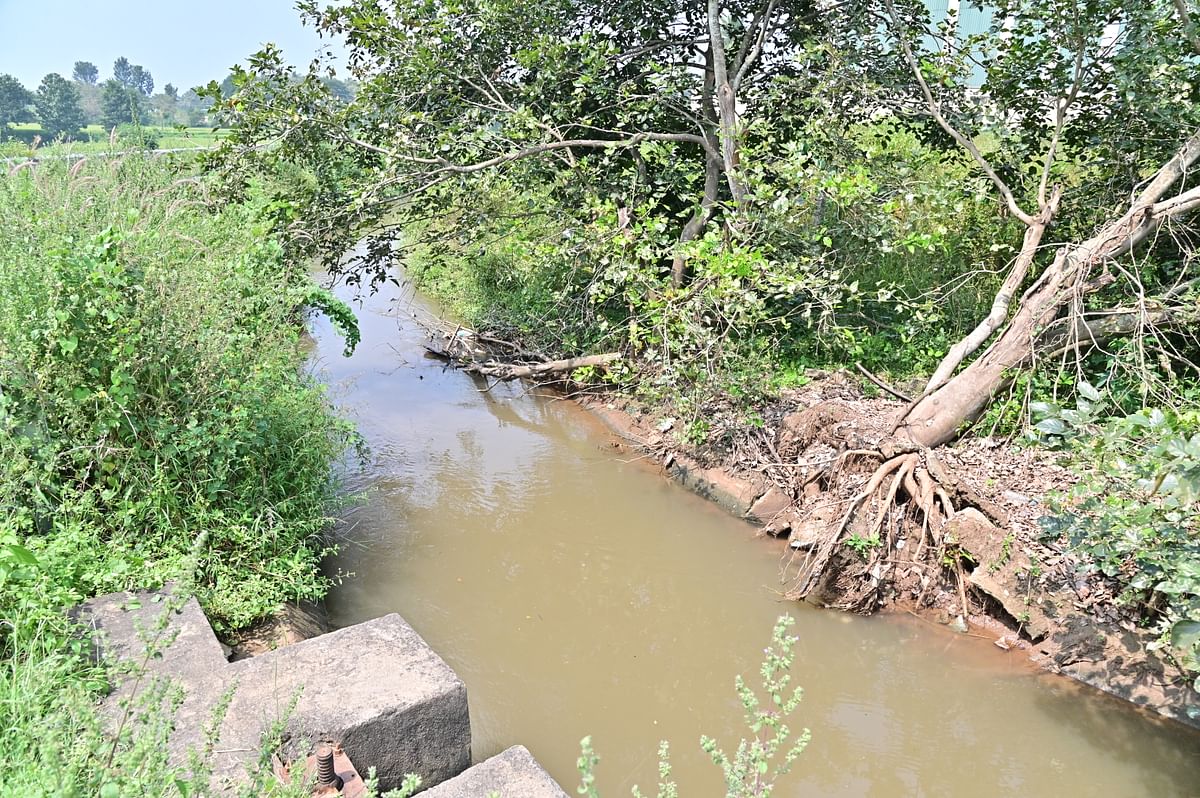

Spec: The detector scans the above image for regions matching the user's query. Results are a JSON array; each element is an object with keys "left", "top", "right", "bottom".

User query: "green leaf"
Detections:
[
  {"left": 1077, "top": 381, "right": 1101, "bottom": 402},
  {"left": 1035, "top": 418, "right": 1067, "bottom": 435},
  {"left": 0, "top": 544, "right": 38, "bottom": 567},
  {"left": 1169, "top": 620, "right": 1200, "bottom": 652}
]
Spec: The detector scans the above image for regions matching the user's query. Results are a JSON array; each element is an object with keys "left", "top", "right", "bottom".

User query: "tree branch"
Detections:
[
  {"left": 732, "top": 0, "right": 778, "bottom": 94},
  {"left": 1174, "top": 0, "right": 1200, "bottom": 54},
  {"left": 397, "top": 133, "right": 708, "bottom": 176},
  {"left": 1038, "top": 32, "right": 1088, "bottom": 207},
  {"left": 884, "top": 0, "right": 1035, "bottom": 226}
]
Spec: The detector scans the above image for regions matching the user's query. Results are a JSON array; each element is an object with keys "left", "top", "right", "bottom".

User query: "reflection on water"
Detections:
[{"left": 312, "top": 275, "right": 1200, "bottom": 797}]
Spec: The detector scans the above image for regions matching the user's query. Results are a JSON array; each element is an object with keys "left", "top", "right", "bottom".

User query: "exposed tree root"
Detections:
[{"left": 783, "top": 440, "right": 995, "bottom": 618}]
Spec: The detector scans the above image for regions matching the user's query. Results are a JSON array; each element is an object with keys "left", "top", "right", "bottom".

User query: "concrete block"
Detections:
[
  {"left": 73, "top": 588, "right": 228, "bottom": 677},
  {"left": 76, "top": 590, "right": 471, "bottom": 795},
  {"left": 223, "top": 613, "right": 471, "bottom": 793},
  {"left": 421, "top": 746, "right": 569, "bottom": 798}
]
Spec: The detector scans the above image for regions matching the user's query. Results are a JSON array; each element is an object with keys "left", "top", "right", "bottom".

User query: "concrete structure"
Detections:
[
  {"left": 74, "top": 589, "right": 499, "bottom": 793},
  {"left": 421, "top": 746, "right": 569, "bottom": 798}
]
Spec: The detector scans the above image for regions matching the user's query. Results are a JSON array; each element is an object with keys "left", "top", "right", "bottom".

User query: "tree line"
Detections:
[
  {"left": 0, "top": 57, "right": 214, "bottom": 140},
  {"left": 0, "top": 57, "right": 358, "bottom": 141}
]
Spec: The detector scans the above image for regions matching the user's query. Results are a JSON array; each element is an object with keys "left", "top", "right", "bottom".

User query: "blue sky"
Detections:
[{"left": 0, "top": 1, "right": 344, "bottom": 92}]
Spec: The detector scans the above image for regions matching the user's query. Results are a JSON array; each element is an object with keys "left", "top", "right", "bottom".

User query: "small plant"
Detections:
[
  {"left": 577, "top": 615, "right": 809, "bottom": 798},
  {"left": 844, "top": 533, "right": 881, "bottom": 558},
  {"left": 989, "top": 534, "right": 1015, "bottom": 573}
]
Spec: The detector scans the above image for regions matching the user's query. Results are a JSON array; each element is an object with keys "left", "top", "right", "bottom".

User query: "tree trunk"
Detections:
[
  {"left": 895, "top": 128, "right": 1200, "bottom": 449},
  {"left": 671, "top": 45, "right": 722, "bottom": 288},
  {"left": 671, "top": 150, "right": 722, "bottom": 287},
  {"left": 707, "top": 0, "right": 746, "bottom": 207},
  {"left": 921, "top": 188, "right": 1061, "bottom": 394}
]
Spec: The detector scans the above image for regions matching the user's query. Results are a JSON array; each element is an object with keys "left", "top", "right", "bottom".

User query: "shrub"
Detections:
[
  {"left": 1034, "top": 385, "right": 1200, "bottom": 685},
  {"left": 0, "top": 156, "right": 355, "bottom": 635},
  {"left": 114, "top": 122, "right": 159, "bottom": 150}
]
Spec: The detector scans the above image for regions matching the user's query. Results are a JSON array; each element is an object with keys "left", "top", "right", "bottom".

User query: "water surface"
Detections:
[{"left": 313, "top": 275, "right": 1199, "bottom": 796}]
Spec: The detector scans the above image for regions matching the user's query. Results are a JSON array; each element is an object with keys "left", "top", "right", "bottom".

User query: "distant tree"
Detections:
[
  {"left": 163, "top": 83, "right": 178, "bottom": 100},
  {"left": 100, "top": 79, "right": 143, "bottom": 129},
  {"left": 177, "top": 88, "right": 212, "bottom": 126},
  {"left": 72, "top": 61, "right": 99, "bottom": 85},
  {"left": 34, "top": 73, "right": 85, "bottom": 139},
  {"left": 321, "top": 76, "right": 355, "bottom": 104},
  {"left": 129, "top": 65, "right": 154, "bottom": 96},
  {"left": 113, "top": 57, "right": 134, "bottom": 86},
  {"left": 76, "top": 81, "right": 101, "bottom": 125},
  {"left": 0, "top": 74, "right": 34, "bottom": 136}
]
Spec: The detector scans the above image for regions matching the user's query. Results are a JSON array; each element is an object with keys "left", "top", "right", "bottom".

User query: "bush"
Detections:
[
  {"left": 0, "top": 153, "right": 361, "bottom": 795},
  {"left": 1034, "top": 385, "right": 1200, "bottom": 685},
  {"left": 114, "top": 122, "right": 158, "bottom": 150},
  {"left": 0, "top": 156, "right": 355, "bottom": 635}
]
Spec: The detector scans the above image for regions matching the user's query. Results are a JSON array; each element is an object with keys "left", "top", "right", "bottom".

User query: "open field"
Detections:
[{"left": 1, "top": 123, "right": 225, "bottom": 158}]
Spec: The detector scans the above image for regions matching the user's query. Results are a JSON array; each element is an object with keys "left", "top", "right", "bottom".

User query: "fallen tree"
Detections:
[{"left": 785, "top": 0, "right": 1200, "bottom": 609}]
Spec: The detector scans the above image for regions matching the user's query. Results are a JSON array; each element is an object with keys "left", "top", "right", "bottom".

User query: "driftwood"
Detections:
[
  {"left": 460, "top": 353, "right": 621, "bottom": 380},
  {"left": 421, "top": 322, "right": 620, "bottom": 381}
]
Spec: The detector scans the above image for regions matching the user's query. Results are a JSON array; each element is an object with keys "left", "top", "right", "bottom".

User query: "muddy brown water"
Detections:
[{"left": 312, "top": 275, "right": 1200, "bottom": 796}]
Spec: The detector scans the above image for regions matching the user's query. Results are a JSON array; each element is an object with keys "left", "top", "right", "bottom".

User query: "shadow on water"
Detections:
[{"left": 310, "top": 273, "right": 1200, "bottom": 797}]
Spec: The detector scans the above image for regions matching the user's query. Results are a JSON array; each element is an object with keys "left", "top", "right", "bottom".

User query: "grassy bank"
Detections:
[{"left": 0, "top": 156, "right": 354, "bottom": 792}]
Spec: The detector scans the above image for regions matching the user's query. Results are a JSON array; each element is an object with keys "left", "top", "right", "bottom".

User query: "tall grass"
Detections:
[{"left": 0, "top": 155, "right": 353, "bottom": 634}]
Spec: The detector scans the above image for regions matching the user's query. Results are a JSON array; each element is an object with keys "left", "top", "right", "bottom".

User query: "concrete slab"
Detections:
[
  {"left": 72, "top": 589, "right": 228, "bottom": 676},
  {"left": 421, "top": 746, "right": 569, "bottom": 798},
  {"left": 219, "top": 614, "right": 471, "bottom": 792},
  {"left": 76, "top": 591, "right": 471, "bottom": 794}
]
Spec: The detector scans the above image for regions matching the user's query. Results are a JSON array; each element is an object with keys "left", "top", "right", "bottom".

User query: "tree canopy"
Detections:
[
  {"left": 113, "top": 56, "right": 154, "bottom": 96},
  {"left": 72, "top": 61, "right": 99, "bottom": 85},
  {"left": 34, "top": 73, "right": 85, "bottom": 139},
  {"left": 100, "top": 79, "right": 144, "bottom": 130},
  {"left": 0, "top": 74, "right": 34, "bottom": 135},
  {"left": 206, "top": 0, "right": 1200, "bottom": 429}
]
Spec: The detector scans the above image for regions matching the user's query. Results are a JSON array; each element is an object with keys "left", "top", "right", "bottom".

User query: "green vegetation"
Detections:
[
  {"left": 0, "top": 155, "right": 358, "bottom": 792},
  {"left": 205, "top": 0, "right": 1200, "bottom": 675},
  {"left": 1035, "top": 387, "right": 1200, "bottom": 687},
  {"left": 33, "top": 73, "right": 85, "bottom": 139},
  {"left": 1, "top": 56, "right": 217, "bottom": 145},
  {"left": 0, "top": 124, "right": 224, "bottom": 157}
]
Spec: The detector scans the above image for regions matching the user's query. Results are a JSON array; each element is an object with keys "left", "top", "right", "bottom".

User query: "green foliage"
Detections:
[
  {"left": 844, "top": 533, "right": 882, "bottom": 557},
  {"left": 577, "top": 616, "right": 809, "bottom": 798},
  {"left": 34, "top": 73, "right": 85, "bottom": 140},
  {"left": 101, "top": 79, "right": 145, "bottom": 130},
  {"left": 700, "top": 615, "right": 810, "bottom": 798},
  {"left": 0, "top": 74, "right": 34, "bottom": 135},
  {"left": 114, "top": 122, "right": 159, "bottom": 150},
  {"left": 73, "top": 61, "right": 100, "bottom": 86},
  {"left": 1034, "top": 385, "right": 1200, "bottom": 686},
  {"left": 0, "top": 155, "right": 363, "bottom": 797},
  {"left": 0, "top": 157, "right": 356, "bottom": 634}
]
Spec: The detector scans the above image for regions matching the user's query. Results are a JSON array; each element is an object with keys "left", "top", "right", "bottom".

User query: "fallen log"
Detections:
[{"left": 462, "top": 353, "right": 621, "bottom": 380}]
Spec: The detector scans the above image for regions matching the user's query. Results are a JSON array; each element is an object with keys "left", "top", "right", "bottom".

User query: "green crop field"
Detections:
[{"left": 1, "top": 124, "right": 225, "bottom": 158}]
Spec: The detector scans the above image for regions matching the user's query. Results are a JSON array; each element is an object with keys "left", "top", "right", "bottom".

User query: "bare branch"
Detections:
[
  {"left": 1038, "top": 32, "right": 1089, "bottom": 207},
  {"left": 378, "top": 133, "right": 708, "bottom": 176},
  {"left": 732, "top": 0, "right": 779, "bottom": 94},
  {"left": 1174, "top": 0, "right": 1200, "bottom": 54},
  {"left": 884, "top": 0, "right": 1035, "bottom": 225}
]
